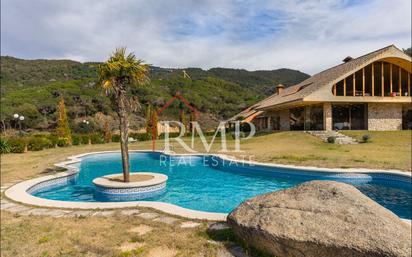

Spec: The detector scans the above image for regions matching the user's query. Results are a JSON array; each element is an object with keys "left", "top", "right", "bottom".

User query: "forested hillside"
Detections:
[{"left": 0, "top": 56, "right": 309, "bottom": 131}]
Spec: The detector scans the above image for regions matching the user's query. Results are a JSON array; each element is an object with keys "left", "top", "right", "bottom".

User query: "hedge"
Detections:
[{"left": 28, "top": 136, "right": 53, "bottom": 151}]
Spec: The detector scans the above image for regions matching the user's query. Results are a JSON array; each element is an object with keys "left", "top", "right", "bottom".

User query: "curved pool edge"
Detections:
[{"left": 4, "top": 150, "right": 411, "bottom": 221}]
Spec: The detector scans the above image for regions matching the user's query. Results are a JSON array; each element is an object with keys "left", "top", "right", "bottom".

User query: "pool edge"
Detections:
[{"left": 4, "top": 150, "right": 411, "bottom": 221}]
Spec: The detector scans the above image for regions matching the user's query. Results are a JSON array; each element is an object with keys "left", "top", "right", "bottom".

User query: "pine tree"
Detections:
[
  {"left": 189, "top": 111, "right": 197, "bottom": 132},
  {"left": 151, "top": 109, "right": 158, "bottom": 138},
  {"left": 56, "top": 97, "right": 72, "bottom": 145},
  {"left": 145, "top": 104, "right": 152, "bottom": 134},
  {"left": 179, "top": 110, "right": 187, "bottom": 136},
  {"left": 103, "top": 120, "right": 112, "bottom": 143}
]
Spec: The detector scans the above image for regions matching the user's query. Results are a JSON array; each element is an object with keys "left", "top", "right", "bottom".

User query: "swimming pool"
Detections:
[{"left": 31, "top": 152, "right": 412, "bottom": 219}]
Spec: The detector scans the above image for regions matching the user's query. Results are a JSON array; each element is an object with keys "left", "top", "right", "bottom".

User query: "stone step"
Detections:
[{"left": 306, "top": 131, "right": 358, "bottom": 144}]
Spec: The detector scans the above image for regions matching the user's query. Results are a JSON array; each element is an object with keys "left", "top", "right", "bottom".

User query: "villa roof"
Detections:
[{"left": 242, "top": 45, "right": 412, "bottom": 112}]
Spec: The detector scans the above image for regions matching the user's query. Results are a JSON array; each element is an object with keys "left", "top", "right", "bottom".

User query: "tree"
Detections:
[
  {"left": 103, "top": 120, "right": 112, "bottom": 143},
  {"left": 151, "top": 108, "right": 158, "bottom": 138},
  {"left": 145, "top": 104, "right": 158, "bottom": 138},
  {"left": 179, "top": 110, "right": 187, "bottom": 136},
  {"left": 99, "top": 47, "right": 149, "bottom": 182},
  {"left": 403, "top": 47, "right": 412, "bottom": 57},
  {"left": 145, "top": 104, "right": 153, "bottom": 133},
  {"left": 56, "top": 97, "right": 72, "bottom": 144}
]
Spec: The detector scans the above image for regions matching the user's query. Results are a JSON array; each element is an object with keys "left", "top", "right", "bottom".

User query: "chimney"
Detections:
[
  {"left": 276, "top": 84, "right": 285, "bottom": 94},
  {"left": 343, "top": 56, "right": 353, "bottom": 63}
]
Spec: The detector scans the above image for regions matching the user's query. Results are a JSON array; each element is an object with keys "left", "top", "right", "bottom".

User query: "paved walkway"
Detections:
[{"left": 1, "top": 182, "right": 203, "bottom": 230}]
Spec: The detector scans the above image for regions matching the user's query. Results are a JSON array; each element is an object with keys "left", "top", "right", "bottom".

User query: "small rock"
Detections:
[
  {"left": 208, "top": 222, "right": 230, "bottom": 231},
  {"left": 180, "top": 221, "right": 201, "bottom": 228},
  {"left": 92, "top": 211, "right": 115, "bottom": 217},
  {"left": 120, "top": 209, "right": 140, "bottom": 216},
  {"left": 6, "top": 205, "right": 31, "bottom": 213},
  {"left": 153, "top": 216, "right": 179, "bottom": 225},
  {"left": 19, "top": 208, "right": 51, "bottom": 216},
  {"left": 0, "top": 202, "right": 17, "bottom": 210},
  {"left": 46, "top": 210, "right": 72, "bottom": 217},
  {"left": 138, "top": 212, "right": 159, "bottom": 220},
  {"left": 65, "top": 210, "right": 92, "bottom": 218}
]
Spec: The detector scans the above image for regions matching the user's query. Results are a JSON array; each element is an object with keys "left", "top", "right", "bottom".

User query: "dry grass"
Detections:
[
  {"left": 0, "top": 211, "right": 225, "bottom": 257},
  {"left": 1, "top": 130, "right": 410, "bottom": 256}
]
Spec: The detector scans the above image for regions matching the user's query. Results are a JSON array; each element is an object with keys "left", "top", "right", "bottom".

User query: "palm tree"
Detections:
[{"left": 99, "top": 47, "right": 149, "bottom": 182}]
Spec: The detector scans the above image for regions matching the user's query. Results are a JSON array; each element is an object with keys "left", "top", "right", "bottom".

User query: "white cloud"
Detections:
[{"left": 1, "top": 0, "right": 410, "bottom": 74}]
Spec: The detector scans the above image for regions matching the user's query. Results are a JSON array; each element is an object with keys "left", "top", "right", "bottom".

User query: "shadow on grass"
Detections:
[{"left": 203, "top": 223, "right": 275, "bottom": 257}]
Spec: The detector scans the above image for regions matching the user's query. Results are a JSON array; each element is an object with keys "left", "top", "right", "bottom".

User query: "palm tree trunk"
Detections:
[{"left": 118, "top": 93, "right": 130, "bottom": 183}]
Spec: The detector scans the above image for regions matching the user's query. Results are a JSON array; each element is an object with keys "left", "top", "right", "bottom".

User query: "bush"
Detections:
[
  {"left": 72, "top": 134, "right": 81, "bottom": 145},
  {"left": 80, "top": 135, "right": 90, "bottom": 145},
  {"left": 111, "top": 134, "right": 120, "bottom": 142},
  {"left": 47, "top": 135, "right": 58, "bottom": 147},
  {"left": 159, "top": 132, "right": 181, "bottom": 139},
  {"left": 134, "top": 133, "right": 152, "bottom": 141},
  {"left": 7, "top": 137, "right": 27, "bottom": 153},
  {"left": 231, "top": 131, "right": 246, "bottom": 139},
  {"left": 0, "top": 138, "right": 11, "bottom": 154},
  {"left": 327, "top": 136, "right": 336, "bottom": 144},
  {"left": 362, "top": 134, "right": 371, "bottom": 143},
  {"left": 28, "top": 137, "right": 53, "bottom": 151},
  {"left": 90, "top": 133, "right": 104, "bottom": 144},
  {"left": 57, "top": 137, "right": 70, "bottom": 147}
]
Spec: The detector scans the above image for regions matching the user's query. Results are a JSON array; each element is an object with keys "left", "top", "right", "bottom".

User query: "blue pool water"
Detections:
[{"left": 33, "top": 152, "right": 412, "bottom": 219}]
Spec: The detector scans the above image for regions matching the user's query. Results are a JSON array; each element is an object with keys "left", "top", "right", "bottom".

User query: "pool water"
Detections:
[{"left": 33, "top": 152, "right": 412, "bottom": 219}]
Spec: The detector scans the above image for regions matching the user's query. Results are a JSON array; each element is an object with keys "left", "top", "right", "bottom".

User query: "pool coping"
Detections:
[{"left": 4, "top": 150, "right": 412, "bottom": 221}]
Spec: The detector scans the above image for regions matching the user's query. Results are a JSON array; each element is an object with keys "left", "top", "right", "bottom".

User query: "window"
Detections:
[{"left": 332, "top": 61, "right": 411, "bottom": 97}]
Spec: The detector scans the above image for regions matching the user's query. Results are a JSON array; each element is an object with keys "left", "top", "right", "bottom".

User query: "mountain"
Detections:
[{"left": 0, "top": 56, "right": 309, "bottom": 131}]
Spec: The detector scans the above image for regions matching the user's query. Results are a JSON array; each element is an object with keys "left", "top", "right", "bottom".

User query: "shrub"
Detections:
[
  {"left": 47, "top": 135, "right": 58, "bottom": 147},
  {"left": 28, "top": 137, "right": 53, "bottom": 151},
  {"left": 72, "top": 134, "right": 81, "bottom": 145},
  {"left": 159, "top": 132, "right": 181, "bottom": 139},
  {"left": 362, "top": 134, "right": 371, "bottom": 143},
  {"left": 90, "top": 133, "right": 104, "bottom": 144},
  {"left": 80, "top": 135, "right": 90, "bottom": 145},
  {"left": 111, "top": 134, "right": 120, "bottom": 142},
  {"left": 135, "top": 133, "right": 152, "bottom": 141},
  {"left": 0, "top": 138, "right": 11, "bottom": 154},
  {"left": 231, "top": 131, "right": 245, "bottom": 139},
  {"left": 327, "top": 136, "right": 336, "bottom": 144},
  {"left": 57, "top": 137, "right": 70, "bottom": 147},
  {"left": 7, "top": 137, "right": 27, "bottom": 153}
]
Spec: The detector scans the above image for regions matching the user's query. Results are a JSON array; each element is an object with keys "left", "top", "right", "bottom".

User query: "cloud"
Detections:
[{"left": 1, "top": 0, "right": 410, "bottom": 74}]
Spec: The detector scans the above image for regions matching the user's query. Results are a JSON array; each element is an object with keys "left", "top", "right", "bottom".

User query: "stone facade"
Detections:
[
  {"left": 368, "top": 103, "right": 402, "bottom": 130},
  {"left": 279, "top": 109, "right": 290, "bottom": 130},
  {"left": 323, "top": 103, "right": 332, "bottom": 131}
]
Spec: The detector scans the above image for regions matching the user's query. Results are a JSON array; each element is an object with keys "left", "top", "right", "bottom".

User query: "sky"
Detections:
[{"left": 1, "top": 0, "right": 411, "bottom": 74}]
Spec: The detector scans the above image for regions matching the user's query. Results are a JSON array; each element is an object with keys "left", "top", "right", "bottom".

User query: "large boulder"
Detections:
[{"left": 227, "top": 180, "right": 411, "bottom": 257}]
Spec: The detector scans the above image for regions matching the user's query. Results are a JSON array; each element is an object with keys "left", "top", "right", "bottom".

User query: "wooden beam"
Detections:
[
  {"left": 353, "top": 74, "right": 356, "bottom": 96},
  {"left": 399, "top": 68, "right": 402, "bottom": 96},
  {"left": 362, "top": 68, "right": 365, "bottom": 96},
  {"left": 343, "top": 78, "right": 346, "bottom": 96},
  {"left": 333, "top": 84, "right": 336, "bottom": 96},
  {"left": 390, "top": 63, "right": 393, "bottom": 93},
  {"left": 381, "top": 62, "right": 384, "bottom": 97},
  {"left": 372, "top": 63, "right": 375, "bottom": 96},
  {"left": 408, "top": 73, "right": 411, "bottom": 96}
]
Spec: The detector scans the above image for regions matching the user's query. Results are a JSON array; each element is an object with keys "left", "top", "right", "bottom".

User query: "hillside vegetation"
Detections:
[{"left": 0, "top": 56, "right": 309, "bottom": 131}]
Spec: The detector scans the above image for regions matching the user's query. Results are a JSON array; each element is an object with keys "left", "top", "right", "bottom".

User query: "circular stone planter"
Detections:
[{"left": 93, "top": 172, "right": 168, "bottom": 200}]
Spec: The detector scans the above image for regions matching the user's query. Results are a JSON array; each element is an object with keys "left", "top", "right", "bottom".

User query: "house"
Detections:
[{"left": 230, "top": 45, "right": 412, "bottom": 131}]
